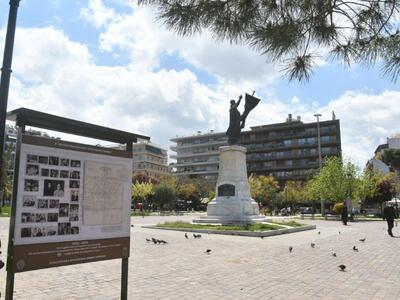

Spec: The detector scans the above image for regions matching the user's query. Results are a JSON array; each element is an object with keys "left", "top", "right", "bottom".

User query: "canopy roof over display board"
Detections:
[{"left": 7, "top": 107, "right": 149, "bottom": 144}]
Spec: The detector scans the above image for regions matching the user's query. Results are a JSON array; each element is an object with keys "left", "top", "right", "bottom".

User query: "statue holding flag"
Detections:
[{"left": 226, "top": 92, "right": 260, "bottom": 144}]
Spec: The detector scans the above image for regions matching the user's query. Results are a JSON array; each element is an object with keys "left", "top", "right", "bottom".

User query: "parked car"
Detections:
[
  {"left": 280, "top": 208, "right": 289, "bottom": 216},
  {"left": 298, "top": 207, "right": 314, "bottom": 214}
]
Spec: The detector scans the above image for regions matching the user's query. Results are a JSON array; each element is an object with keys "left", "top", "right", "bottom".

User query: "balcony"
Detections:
[
  {"left": 173, "top": 160, "right": 219, "bottom": 167},
  {"left": 247, "top": 162, "right": 319, "bottom": 172},
  {"left": 246, "top": 149, "right": 338, "bottom": 162},
  {"left": 170, "top": 140, "right": 227, "bottom": 151},
  {"left": 241, "top": 128, "right": 338, "bottom": 144},
  {"left": 244, "top": 139, "right": 339, "bottom": 153},
  {"left": 174, "top": 169, "right": 219, "bottom": 175},
  {"left": 170, "top": 150, "right": 219, "bottom": 159}
]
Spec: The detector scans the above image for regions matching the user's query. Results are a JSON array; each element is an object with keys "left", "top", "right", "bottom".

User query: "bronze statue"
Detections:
[{"left": 226, "top": 93, "right": 260, "bottom": 144}]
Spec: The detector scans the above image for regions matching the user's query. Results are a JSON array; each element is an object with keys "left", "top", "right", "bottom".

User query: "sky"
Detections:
[{"left": 0, "top": 0, "right": 399, "bottom": 167}]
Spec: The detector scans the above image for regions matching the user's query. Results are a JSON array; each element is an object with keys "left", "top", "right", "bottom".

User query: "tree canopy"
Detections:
[
  {"left": 249, "top": 174, "right": 279, "bottom": 205},
  {"left": 139, "top": 0, "right": 400, "bottom": 81},
  {"left": 382, "top": 148, "right": 400, "bottom": 169},
  {"left": 279, "top": 181, "right": 305, "bottom": 206},
  {"left": 312, "top": 156, "right": 358, "bottom": 203},
  {"left": 131, "top": 181, "right": 154, "bottom": 203}
]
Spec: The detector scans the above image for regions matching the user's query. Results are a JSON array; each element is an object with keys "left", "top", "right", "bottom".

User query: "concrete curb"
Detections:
[{"left": 142, "top": 224, "right": 316, "bottom": 237}]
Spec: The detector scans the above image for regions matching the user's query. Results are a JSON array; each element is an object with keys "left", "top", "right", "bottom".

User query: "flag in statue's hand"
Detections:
[{"left": 240, "top": 93, "right": 261, "bottom": 128}]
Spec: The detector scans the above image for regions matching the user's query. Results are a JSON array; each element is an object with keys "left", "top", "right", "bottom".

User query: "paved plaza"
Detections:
[{"left": 0, "top": 215, "right": 400, "bottom": 299}]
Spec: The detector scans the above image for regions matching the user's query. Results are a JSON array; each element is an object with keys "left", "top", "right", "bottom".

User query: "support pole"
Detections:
[
  {"left": 314, "top": 113, "right": 324, "bottom": 216},
  {"left": 121, "top": 257, "right": 129, "bottom": 300},
  {"left": 121, "top": 140, "right": 132, "bottom": 300},
  {"left": 0, "top": 0, "right": 21, "bottom": 210},
  {"left": 5, "top": 124, "right": 23, "bottom": 300}
]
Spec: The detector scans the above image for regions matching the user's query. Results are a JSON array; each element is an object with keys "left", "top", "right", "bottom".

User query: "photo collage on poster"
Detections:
[{"left": 21, "top": 154, "right": 82, "bottom": 239}]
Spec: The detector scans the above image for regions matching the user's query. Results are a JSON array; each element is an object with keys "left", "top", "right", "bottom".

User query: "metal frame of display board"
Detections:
[{"left": 5, "top": 108, "right": 149, "bottom": 300}]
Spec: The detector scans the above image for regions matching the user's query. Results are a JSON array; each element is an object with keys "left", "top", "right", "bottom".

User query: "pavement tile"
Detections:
[{"left": 0, "top": 216, "right": 398, "bottom": 299}]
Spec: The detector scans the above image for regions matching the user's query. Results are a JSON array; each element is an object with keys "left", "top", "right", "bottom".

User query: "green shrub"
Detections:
[{"left": 332, "top": 202, "right": 343, "bottom": 214}]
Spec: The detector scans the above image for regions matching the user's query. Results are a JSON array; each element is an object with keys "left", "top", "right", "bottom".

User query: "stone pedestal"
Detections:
[{"left": 194, "top": 145, "right": 268, "bottom": 225}]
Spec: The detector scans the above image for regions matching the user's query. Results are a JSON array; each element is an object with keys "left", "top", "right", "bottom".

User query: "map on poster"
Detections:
[{"left": 83, "top": 161, "right": 130, "bottom": 225}]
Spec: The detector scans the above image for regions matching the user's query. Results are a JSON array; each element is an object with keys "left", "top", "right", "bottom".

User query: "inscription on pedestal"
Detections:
[{"left": 218, "top": 184, "right": 235, "bottom": 197}]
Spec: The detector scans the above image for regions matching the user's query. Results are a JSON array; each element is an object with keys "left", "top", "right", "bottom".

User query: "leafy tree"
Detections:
[
  {"left": 279, "top": 181, "right": 305, "bottom": 207},
  {"left": 0, "top": 148, "right": 13, "bottom": 206},
  {"left": 355, "top": 167, "right": 381, "bottom": 204},
  {"left": 139, "top": 0, "right": 400, "bottom": 81},
  {"left": 177, "top": 179, "right": 199, "bottom": 207},
  {"left": 175, "top": 178, "right": 214, "bottom": 209},
  {"left": 152, "top": 182, "right": 177, "bottom": 210},
  {"left": 249, "top": 174, "right": 279, "bottom": 206},
  {"left": 208, "top": 190, "right": 216, "bottom": 201},
  {"left": 382, "top": 149, "right": 400, "bottom": 172},
  {"left": 132, "top": 172, "right": 159, "bottom": 184},
  {"left": 194, "top": 178, "right": 215, "bottom": 201},
  {"left": 131, "top": 181, "right": 154, "bottom": 206},
  {"left": 376, "top": 174, "right": 397, "bottom": 212},
  {"left": 364, "top": 172, "right": 398, "bottom": 213},
  {"left": 312, "top": 156, "right": 358, "bottom": 204}
]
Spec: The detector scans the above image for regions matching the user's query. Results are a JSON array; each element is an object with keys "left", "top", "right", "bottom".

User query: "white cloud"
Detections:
[
  {"left": 1, "top": 26, "right": 232, "bottom": 149},
  {"left": 96, "top": 4, "right": 278, "bottom": 84},
  {"left": 244, "top": 90, "right": 400, "bottom": 169},
  {"left": 80, "top": 0, "right": 119, "bottom": 28},
  {"left": 321, "top": 90, "right": 400, "bottom": 167},
  {"left": 2, "top": 2, "right": 399, "bottom": 170}
]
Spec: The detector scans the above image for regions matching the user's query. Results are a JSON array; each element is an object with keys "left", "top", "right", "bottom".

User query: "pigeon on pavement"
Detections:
[
  {"left": 289, "top": 246, "right": 293, "bottom": 253},
  {"left": 338, "top": 264, "right": 346, "bottom": 271},
  {"left": 353, "top": 246, "right": 359, "bottom": 252},
  {"left": 185, "top": 233, "right": 188, "bottom": 239},
  {"left": 205, "top": 249, "right": 212, "bottom": 254},
  {"left": 359, "top": 238, "right": 366, "bottom": 242},
  {"left": 311, "top": 243, "right": 316, "bottom": 248}
]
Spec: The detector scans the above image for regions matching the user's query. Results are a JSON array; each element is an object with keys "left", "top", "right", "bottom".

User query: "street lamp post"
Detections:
[
  {"left": 314, "top": 113, "right": 324, "bottom": 216},
  {"left": 0, "top": 0, "right": 21, "bottom": 212}
]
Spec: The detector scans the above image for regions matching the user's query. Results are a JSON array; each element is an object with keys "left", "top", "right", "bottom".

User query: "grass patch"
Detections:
[
  {"left": 270, "top": 220, "right": 305, "bottom": 227},
  {"left": 0, "top": 205, "right": 11, "bottom": 217},
  {"left": 295, "top": 215, "right": 382, "bottom": 222},
  {"left": 131, "top": 210, "right": 151, "bottom": 217},
  {"left": 156, "top": 221, "right": 285, "bottom": 231}
]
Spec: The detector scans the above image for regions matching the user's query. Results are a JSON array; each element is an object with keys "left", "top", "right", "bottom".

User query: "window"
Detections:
[
  {"left": 306, "top": 137, "right": 316, "bottom": 144},
  {"left": 321, "top": 136, "right": 329, "bottom": 143},
  {"left": 305, "top": 127, "right": 316, "bottom": 134},
  {"left": 283, "top": 139, "right": 292, "bottom": 146}
]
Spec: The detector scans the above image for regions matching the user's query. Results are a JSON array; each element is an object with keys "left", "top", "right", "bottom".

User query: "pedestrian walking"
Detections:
[
  {"left": 341, "top": 201, "right": 348, "bottom": 226},
  {"left": 383, "top": 202, "right": 398, "bottom": 237}
]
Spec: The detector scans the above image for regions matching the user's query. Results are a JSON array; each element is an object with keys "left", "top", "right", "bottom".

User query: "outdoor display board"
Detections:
[{"left": 11, "top": 135, "right": 132, "bottom": 272}]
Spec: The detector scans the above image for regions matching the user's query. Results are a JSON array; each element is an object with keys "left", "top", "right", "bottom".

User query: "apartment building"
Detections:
[
  {"left": 170, "top": 131, "right": 228, "bottom": 181},
  {"left": 170, "top": 115, "right": 341, "bottom": 185},
  {"left": 132, "top": 140, "right": 169, "bottom": 179},
  {"left": 241, "top": 115, "right": 341, "bottom": 184},
  {"left": 367, "top": 135, "right": 400, "bottom": 175}
]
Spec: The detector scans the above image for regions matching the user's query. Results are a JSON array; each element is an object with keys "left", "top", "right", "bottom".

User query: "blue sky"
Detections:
[{"left": 1, "top": 0, "right": 399, "bottom": 166}]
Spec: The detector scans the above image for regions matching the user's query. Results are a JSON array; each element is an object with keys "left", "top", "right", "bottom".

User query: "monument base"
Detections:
[
  {"left": 194, "top": 197, "right": 269, "bottom": 224},
  {"left": 193, "top": 145, "right": 269, "bottom": 225}
]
